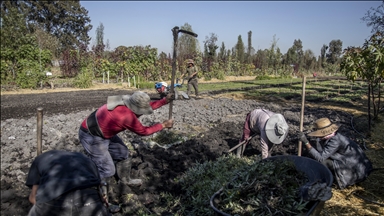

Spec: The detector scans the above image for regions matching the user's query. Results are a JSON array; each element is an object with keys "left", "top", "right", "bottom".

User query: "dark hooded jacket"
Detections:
[{"left": 308, "top": 133, "right": 372, "bottom": 189}]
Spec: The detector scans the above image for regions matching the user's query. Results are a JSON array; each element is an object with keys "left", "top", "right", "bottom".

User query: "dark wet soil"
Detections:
[{"left": 0, "top": 88, "right": 368, "bottom": 215}]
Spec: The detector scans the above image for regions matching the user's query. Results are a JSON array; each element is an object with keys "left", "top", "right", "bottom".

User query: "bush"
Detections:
[
  {"left": 137, "top": 81, "right": 154, "bottom": 89},
  {"left": 16, "top": 60, "right": 48, "bottom": 89},
  {"left": 73, "top": 67, "right": 93, "bottom": 88}
]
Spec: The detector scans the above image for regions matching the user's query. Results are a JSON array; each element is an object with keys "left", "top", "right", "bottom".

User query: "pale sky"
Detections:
[{"left": 80, "top": 1, "right": 381, "bottom": 57}]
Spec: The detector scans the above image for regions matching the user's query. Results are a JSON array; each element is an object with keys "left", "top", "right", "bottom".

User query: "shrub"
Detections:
[{"left": 73, "top": 67, "right": 93, "bottom": 88}]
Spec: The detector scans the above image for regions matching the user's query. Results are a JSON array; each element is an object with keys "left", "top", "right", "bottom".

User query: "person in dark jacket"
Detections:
[
  {"left": 299, "top": 117, "right": 373, "bottom": 189},
  {"left": 25, "top": 150, "right": 111, "bottom": 216}
]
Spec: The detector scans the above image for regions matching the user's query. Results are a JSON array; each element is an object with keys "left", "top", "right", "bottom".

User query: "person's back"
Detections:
[{"left": 26, "top": 150, "right": 110, "bottom": 216}]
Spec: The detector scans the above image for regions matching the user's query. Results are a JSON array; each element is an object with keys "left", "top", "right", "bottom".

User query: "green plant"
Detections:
[
  {"left": 218, "top": 159, "right": 309, "bottom": 215},
  {"left": 173, "top": 155, "right": 260, "bottom": 215},
  {"left": 73, "top": 67, "right": 93, "bottom": 88}
]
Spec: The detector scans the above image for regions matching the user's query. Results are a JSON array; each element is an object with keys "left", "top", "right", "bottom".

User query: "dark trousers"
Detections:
[
  {"left": 187, "top": 79, "right": 198, "bottom": 96},
  {"left": 322, "top": 159, "right": 336, "bottom": 184},
  {"left": 28, "top": 188, "right": 110, "bottom": 216},
  {"left": 79, "top": 128, "right": 129, "bottom": 179}
]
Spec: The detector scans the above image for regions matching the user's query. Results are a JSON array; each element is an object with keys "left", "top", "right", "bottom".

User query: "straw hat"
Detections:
[
  {"left": 265, "top": 114, "right": 289, "bottom": 144},
  {"left": 307, "top": 118, "right": 339, "bottom": 137},
  {"left": 107, "top": 91, "right": 153, "bottom": 115},
  {"left": 186, "top": 59, "right": 194, "bottom": 65}
]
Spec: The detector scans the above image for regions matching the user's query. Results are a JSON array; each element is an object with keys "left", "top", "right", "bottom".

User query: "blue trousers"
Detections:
[{"left": 78, "top": 128, "right": 129, "bottom": 179}]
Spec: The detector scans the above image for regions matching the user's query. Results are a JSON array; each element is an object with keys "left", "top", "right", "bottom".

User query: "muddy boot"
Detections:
[{"left": 116, "top": 158, "right": 142, "bottom": 187}]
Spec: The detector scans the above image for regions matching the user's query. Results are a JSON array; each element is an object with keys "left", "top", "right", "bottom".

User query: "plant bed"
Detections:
[{"left": 210, "top": 155, "right": 333, "bottom": 216}]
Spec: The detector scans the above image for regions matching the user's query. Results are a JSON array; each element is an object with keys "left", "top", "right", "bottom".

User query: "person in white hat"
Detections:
[
  {"left": 299, "top": 117, "right": 373, "bottom": 189},
  {"left": 78, "top": 91, "right": 174, "bottom": 203},
  {"left": 237, "top": 109, "right": 289, "bottom": 159}
]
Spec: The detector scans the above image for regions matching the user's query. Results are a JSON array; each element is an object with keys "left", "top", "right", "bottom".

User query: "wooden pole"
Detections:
[
  {"left": 298, "top": 76, "right": 306, "bottom": 156},
  {"left": 169, "top": 27, "right": 179, "bottom": 120},
  {"left": 37, "top": 107, "right": 43, "bottom": 156}
]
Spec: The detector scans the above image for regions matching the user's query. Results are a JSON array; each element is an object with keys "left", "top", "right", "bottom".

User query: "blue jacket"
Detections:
[{"left": 308, "top": 133, "right": 372, "bottom": 189}]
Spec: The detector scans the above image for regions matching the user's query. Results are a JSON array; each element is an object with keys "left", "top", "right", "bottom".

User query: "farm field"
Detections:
[{"left": 1, "top": 76, "right": 383, "bottom": 215}]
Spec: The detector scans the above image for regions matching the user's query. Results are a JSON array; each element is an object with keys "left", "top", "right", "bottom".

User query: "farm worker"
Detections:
[
  {"left": 298, "top": 117, "right": 373, "bottom": 189},
  {"left": 180, "top": 59, "right": 199, "bottom": 98},
  {"left": 237, "top": 109, "right": 289, "bottom": 159},
  {"left": 78, "top": 91, "right": 174, "bottom": 201},
  {"left": 25, "top": 150, "right": 111, "bottom": 216}
]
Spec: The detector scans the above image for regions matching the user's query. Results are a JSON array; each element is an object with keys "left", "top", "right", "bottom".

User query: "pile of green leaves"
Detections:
[
  {"left": 170, "top": 155, "right": 260, "bottom": 215},
  {"left": 217, "top": 159, "right": 309, "bottom": 215}
]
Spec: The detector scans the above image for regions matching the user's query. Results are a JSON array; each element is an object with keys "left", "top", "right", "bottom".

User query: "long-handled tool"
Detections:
[
  {"left": 169, "top": 26, "right": 198, "bottom": 119},
  {"left": 227, "top": 135, "right": 256, "bottom": 153}
]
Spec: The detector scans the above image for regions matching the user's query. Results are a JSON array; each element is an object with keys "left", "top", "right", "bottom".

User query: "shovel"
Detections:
[{"left": 227, "top": 135, "right": 255, "bottom": 153}]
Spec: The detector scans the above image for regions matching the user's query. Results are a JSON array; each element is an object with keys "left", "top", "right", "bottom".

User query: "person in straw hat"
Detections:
[
  {"left": 180, "top": 59, "right": 199, "bottom": 98},
  {"left": 299, "top": 117, "right": 373, "bottom": 189},
  {"left": 78, "top": 91, "right": 175, "bottom": 204},
  {"left": 237, "top": 109, "right": 289, "bottom": 159}
]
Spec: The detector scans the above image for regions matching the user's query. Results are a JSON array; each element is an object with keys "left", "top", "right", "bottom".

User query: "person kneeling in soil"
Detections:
[
  {"left": 26, "top": 150, "right": 111, "bottom": 216},
  {"left": 299, "top": 117, "right": 373, "bottom": 189},
  {"left": 237, "top": 109, "right": 289, "bottom": 159},
  {"left": 78, "top": 91, "right": 174, "bottom": 201}
]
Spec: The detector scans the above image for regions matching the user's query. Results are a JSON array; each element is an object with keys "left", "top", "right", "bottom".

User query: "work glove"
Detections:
[
  {"left": 166, "top": 93, "right": 175, "bottom": 103},
  {"left": 298, "top": 132, "right": 309, "bottom": 144}
]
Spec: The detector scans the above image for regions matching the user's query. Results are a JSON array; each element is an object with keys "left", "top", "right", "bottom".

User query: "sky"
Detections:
[{"left": 80, "top": 1, "right": 382, "bottom": 57}]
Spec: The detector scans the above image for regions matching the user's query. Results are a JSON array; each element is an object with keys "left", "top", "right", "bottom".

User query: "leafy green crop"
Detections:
[{"left": 218, "top": 159, "right": 309, "bottom": 215}]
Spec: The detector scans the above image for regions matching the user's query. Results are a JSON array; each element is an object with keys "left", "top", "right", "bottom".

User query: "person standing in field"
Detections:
[{"left": 180, "top": 59, "right": 199, "bottom": 98}]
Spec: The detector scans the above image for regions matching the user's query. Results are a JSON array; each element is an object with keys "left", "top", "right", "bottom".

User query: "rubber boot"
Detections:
[
  {"left": 116, "top": 158, "right": 142, "bottom": 187},
  {"left": 236, "top": 145, "right": 244, "bottom": 158}
]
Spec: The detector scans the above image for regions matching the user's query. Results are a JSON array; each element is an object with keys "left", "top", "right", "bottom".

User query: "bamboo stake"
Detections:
[
  {"left": 37, "top": 107, "right": 43, "bottom": 156},
  {"left": 298, "top": 76, "right": 306, "bottom": 156}
]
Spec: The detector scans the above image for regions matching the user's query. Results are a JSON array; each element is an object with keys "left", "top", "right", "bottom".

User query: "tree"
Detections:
[
  {"left": 177, "top": 23, "right": 199, "bottom": 59},
  {"left": 268, "top": 34, "right": 280, "bottom": 75},
  {"left": 235, "top": 35, "right": 245, "bottom": 63},
  {"left": 96, "top": 22, "right": 105, "bottom": 47},
  {"left": 303, "top": 49, "right": 316, "bottom": 72},
  {"left": 1, "top": 1, "right": 52, "bottom": 87},
  {"left": 177, "top": 23, "right": 199, "bottom": 73},
  {"left": 340, "top": 32, "right": 384, "bottom": 131},
  {"left": 23, "top": 0, "right": 92, "bottom": 52},
  {"left": 361, "top": 1, "right": 384, "bottom": 34},
  {"left": 246, "top": 31, "right": 254, "bottom": 64},
  {"left": 326, "top": 39, "right": 343, "bottom": 64},
  {"left": 203, "top": 33, "right": 219, "bottom": 72},
  {"left": 218, "top": 42, "right": 226, "bottom": 62},
  {"left": 320, "top": 44, "right": 328, "bottom": 68}
]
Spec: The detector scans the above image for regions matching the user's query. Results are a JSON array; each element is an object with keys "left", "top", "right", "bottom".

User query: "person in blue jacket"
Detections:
[{"left": 299, "top": 117, "right": 373, "bottom": 189}]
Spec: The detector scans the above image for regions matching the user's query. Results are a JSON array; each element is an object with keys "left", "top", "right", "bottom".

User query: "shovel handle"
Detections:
[{"left": 228, "top": 135, "right": 255, "bottom": 153}]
